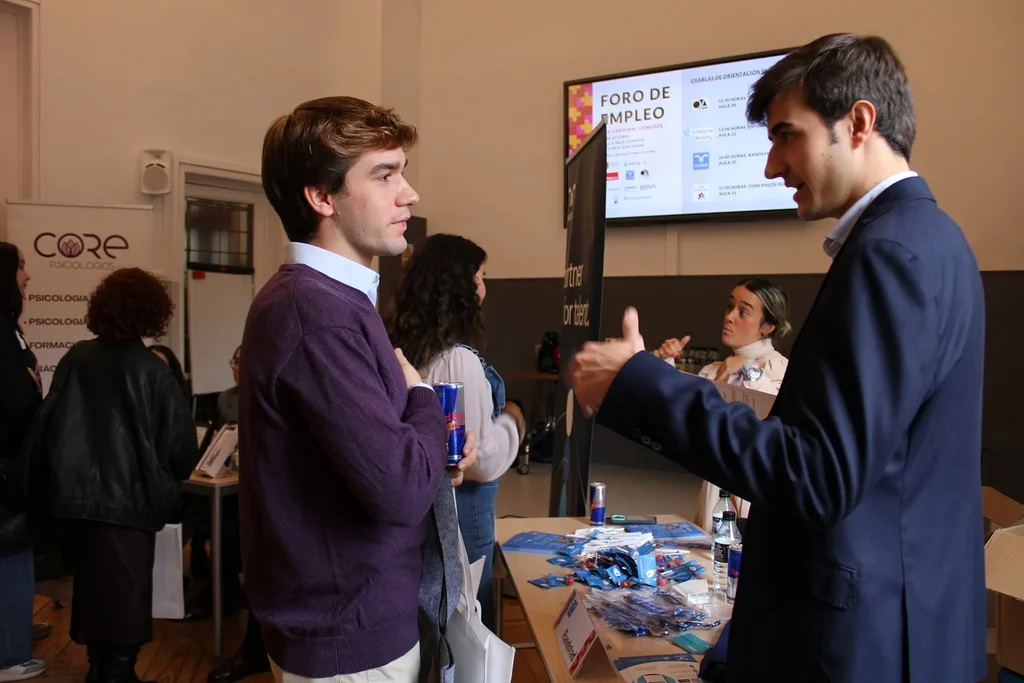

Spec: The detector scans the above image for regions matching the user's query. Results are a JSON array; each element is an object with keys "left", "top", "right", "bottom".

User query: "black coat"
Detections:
[
  {"left": 0, "top": 315, "right": 42, "bottom": 555},
  {"left": 34, "top": 338, "right": 199, "bottom": 532}
]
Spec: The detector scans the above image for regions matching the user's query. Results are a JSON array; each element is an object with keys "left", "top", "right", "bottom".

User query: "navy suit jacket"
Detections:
[{"left": 599, "top": 177, "right": 986, "bottom": 683}]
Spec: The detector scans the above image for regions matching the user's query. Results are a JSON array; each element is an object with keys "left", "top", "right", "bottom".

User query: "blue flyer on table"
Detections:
[{"left": 501, "top": 530, "right": 580, "bottom": 555}]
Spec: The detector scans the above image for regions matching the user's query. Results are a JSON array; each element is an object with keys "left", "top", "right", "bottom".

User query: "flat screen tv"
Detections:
[{"left": 565, "top": 48, "right": 797, "bottom": 225}]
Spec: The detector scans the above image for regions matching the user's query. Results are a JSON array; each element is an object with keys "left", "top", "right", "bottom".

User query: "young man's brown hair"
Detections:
[{"left": 261, "top": 96, "right": 418, "bottom": 243}]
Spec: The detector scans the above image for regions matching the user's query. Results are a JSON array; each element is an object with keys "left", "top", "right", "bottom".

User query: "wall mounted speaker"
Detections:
[{"left": 140, "top": 149, "right": 172, "bottom": 195}]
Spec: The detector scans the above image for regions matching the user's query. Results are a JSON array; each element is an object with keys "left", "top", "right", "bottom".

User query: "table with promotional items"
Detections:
[{"left": 495, "top": 515, "right": 732, "bottom": 683}]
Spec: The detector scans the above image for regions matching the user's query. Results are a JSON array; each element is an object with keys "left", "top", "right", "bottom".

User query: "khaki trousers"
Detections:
[{"left": 270, "top": 643, "right": 420, "bottom": 683}]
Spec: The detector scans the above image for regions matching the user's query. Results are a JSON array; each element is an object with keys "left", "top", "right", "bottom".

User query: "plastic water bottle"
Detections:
[
  {"left": 713, "top": 510, "right": 742, "bottom": 593},
  {"left": 711, "top": 489, "right": 735, "bottom": 536}
]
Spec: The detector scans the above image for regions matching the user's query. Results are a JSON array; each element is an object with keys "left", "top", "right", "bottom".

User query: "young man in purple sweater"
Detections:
[{"left": 238, "top": 96, "right": 477, "bottom": 683}]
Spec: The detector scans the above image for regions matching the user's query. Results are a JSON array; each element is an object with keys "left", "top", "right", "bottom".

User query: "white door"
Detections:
[
  {"left": 182, "top": 182, "right": 269, "bottom": 395},
  {"left": 183, "top": 181, "right": 282, "bottom": 291}
]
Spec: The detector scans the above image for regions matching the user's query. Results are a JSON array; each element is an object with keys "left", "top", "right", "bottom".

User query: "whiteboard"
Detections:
[
  {"left": 6, "top": 201, "right": 156, "bottom": 393},
  {"left": 187, "top": 271, "right": 252, "bottom": 394}
]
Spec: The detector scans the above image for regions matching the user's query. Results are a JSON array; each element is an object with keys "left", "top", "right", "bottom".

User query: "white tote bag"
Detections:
[
  {"left": 448, "top": 526, "right": 515, "bottom": 683},
  {"left": 151, "top": 523, "right": 185, "bottom": 619}
]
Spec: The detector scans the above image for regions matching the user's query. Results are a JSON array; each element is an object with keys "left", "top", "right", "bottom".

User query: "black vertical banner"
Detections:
[{"left": 548, "top": 121, "right": 607, "bottom": 518}]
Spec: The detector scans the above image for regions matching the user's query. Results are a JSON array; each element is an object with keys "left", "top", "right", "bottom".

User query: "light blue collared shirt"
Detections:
[
  {"left": 823, "top": 171, "right": 918, "bottom": 259},
  {"left": 284, "top": 242, "right": 380, "bottom": 307}
]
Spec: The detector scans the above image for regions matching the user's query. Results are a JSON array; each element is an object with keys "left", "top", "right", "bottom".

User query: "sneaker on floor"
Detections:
[{"left": 0, "top": 660, "right": 47, "bottom": 682}]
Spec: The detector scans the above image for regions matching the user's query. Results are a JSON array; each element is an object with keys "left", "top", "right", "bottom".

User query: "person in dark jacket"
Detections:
[
  {"left": 38, "top": 267, "right": 199, "bottom": 683},
  {"left": 0, "top": 242, "right": 46, "bottom": 681},
  {"left": 148, "top": 344, "right": 188, "bottom": 397}
]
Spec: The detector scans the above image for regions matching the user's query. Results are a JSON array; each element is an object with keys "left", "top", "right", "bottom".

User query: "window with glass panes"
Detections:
[{"left": 185, "top": 198, "right": 254, "bottom": 273}]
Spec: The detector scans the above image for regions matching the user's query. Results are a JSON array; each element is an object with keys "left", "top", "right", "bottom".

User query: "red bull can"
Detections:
[
  {"left": 589, "top": 482, "right": 606, "bottom": 526},
  {"left": 433, "top": 382, "right": 466, "bottom": 466},
  {"left": 727, "top": 543, "right": 742, "bottom": 603}
]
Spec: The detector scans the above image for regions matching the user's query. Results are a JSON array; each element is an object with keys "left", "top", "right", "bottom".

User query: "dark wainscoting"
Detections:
[{"left": 481, "top": 271, "right": 1022, "bottom": 500}]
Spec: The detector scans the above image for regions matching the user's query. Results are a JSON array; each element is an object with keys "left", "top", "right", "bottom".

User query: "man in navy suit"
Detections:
[{"left": 569, "top": 34, "right": 986, "bottom": 683}]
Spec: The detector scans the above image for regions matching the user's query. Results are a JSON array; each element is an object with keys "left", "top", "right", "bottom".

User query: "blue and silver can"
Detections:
[
  {"left": 727, "top": 543, "right": 742, "bottom": 602},
  {"left": 589, "top": 482, "right": 607, "bottom": 526},
  {"left": 433, "top": 382, "right": 466, "bottom": 466}
]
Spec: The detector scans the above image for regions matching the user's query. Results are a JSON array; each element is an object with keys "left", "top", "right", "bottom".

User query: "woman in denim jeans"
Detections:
[
  {"left": 386, "top": 234, "right": 525, "bottom": 631},
  {"left": 0, "top": 242, "right": 45, "bottom": 681}
]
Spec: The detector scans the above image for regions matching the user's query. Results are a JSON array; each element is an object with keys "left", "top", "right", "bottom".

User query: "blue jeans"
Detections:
[
  {"left": 455, "top": 480, "right": 500, "bottom": 632},
  {"left": 0, "top": 548, "right": 34, "bottom": 667}
]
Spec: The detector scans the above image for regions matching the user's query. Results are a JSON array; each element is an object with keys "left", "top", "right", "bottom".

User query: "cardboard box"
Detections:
[
  {"left": 983, "top": 486, "right": 1024, "bottom": 675},
  {"left": 713, "top": 380, "right": 776, "bottom": 420}
]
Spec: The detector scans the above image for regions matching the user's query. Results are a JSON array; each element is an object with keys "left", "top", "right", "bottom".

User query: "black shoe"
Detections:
[
  {"left": 206, "top": 650, "right": 270, "bottom": 683},
  {"left": 102, "top": 645, "right": 155, "bottom": 683},
  {"left": 85, "top": 645, "right": 103, "bottom": 683},
  {"left": 180, "top": 599, "right": 214, "bottom": 623},
  {"left": 180, "top": 598, "right": 241, "bottom": 623},
  {"left": 181, "top": 581, "right": 242, "bottom": 622}
]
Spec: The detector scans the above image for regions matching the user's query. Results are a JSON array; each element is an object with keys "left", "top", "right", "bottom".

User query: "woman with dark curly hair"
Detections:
[
  {"left": 385, "top": 234, "right": 525, "bottom": 632},
  {"left": 33, "top": 267, "right": 199, "bottom": 683}
]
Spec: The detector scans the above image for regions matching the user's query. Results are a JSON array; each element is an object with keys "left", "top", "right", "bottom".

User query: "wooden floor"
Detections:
[
  {"left": 30, "top": 593, "right": 548, "bottom": 683},
  {"left": 30, "top": 591, "right": 1003, "bottom": 683}
]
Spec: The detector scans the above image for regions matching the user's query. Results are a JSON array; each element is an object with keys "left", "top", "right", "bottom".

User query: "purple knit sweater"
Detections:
[{"left": 238, "top": 264, "right": 447, "bottom": 677}]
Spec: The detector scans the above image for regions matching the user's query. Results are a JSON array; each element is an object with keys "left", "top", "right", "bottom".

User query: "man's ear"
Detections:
[
  {"left": 303, "top": 186, "right": 336, "bottom": 218},
  {"left": 848, "top": 100, "right": 877, "bottom": 149}
]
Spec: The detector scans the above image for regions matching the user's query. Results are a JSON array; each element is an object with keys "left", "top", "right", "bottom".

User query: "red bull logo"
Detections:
[{"left": 433, "top": 383, "right": 466, "bottom": 465}]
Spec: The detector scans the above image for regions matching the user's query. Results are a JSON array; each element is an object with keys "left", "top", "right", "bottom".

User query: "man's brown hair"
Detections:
[
  {"left": 747, "top": 34, "right": 915, "bottom": 161},
  {"left": 261, "top": 96, "right": 418, "bottom": 243}
]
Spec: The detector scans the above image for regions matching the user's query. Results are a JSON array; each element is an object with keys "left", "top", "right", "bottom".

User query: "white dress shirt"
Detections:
[
  {"left": 823, "top": 171, "right": 918, "bottom": 259},
  {"left": 284, "top": 242, "right": 380, "bottom": 306}
]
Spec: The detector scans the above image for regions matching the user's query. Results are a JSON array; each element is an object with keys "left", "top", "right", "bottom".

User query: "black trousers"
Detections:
[
  {"left": 240, "top": 609, "right": 265, "bottom": 659},
  {"left": 68, "top": 521, "right": 156, "bottom": 646},
  {"left": 182, "top": 495, "right": 242, "bottom": 600}
]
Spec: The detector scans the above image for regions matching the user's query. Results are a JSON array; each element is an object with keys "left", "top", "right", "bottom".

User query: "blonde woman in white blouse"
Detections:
[
  {"left": 386, "top": 234, "right": 525, "bottom": 632},
  {"left": 654, "top": 278, "right": 792, "bottom": 533}
]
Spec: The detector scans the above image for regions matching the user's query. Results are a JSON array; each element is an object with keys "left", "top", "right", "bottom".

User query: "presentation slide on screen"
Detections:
[{"left": 567, "top": 54, "right": 797, "bottom": 220}]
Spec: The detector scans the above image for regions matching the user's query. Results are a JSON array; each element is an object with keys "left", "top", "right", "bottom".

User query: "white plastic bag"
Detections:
[
  {"left": 151, "top": 523, "right": 184, "bottom": 619},
  {"left": 449, "top": 529, "right": 515, "bottom": 683}
]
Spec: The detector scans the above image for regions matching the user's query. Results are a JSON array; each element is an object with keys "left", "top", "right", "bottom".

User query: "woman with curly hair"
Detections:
[
  {"left": 34, "top": 267, "right": 199, "bottom": 683},
  {"left": 385, "top": 234, "right": 525, "bottom": 632}
]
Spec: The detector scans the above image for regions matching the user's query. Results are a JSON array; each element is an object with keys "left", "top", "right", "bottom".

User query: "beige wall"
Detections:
[
  {"left": 405, "top": 0, "right": 1023, "bottom": 278},
  {"left": 39, "top": 0, "right": 382, "bottom": 204},
  {"left": 25, "top": 0, "right": 1022, "bottom": 279}
]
